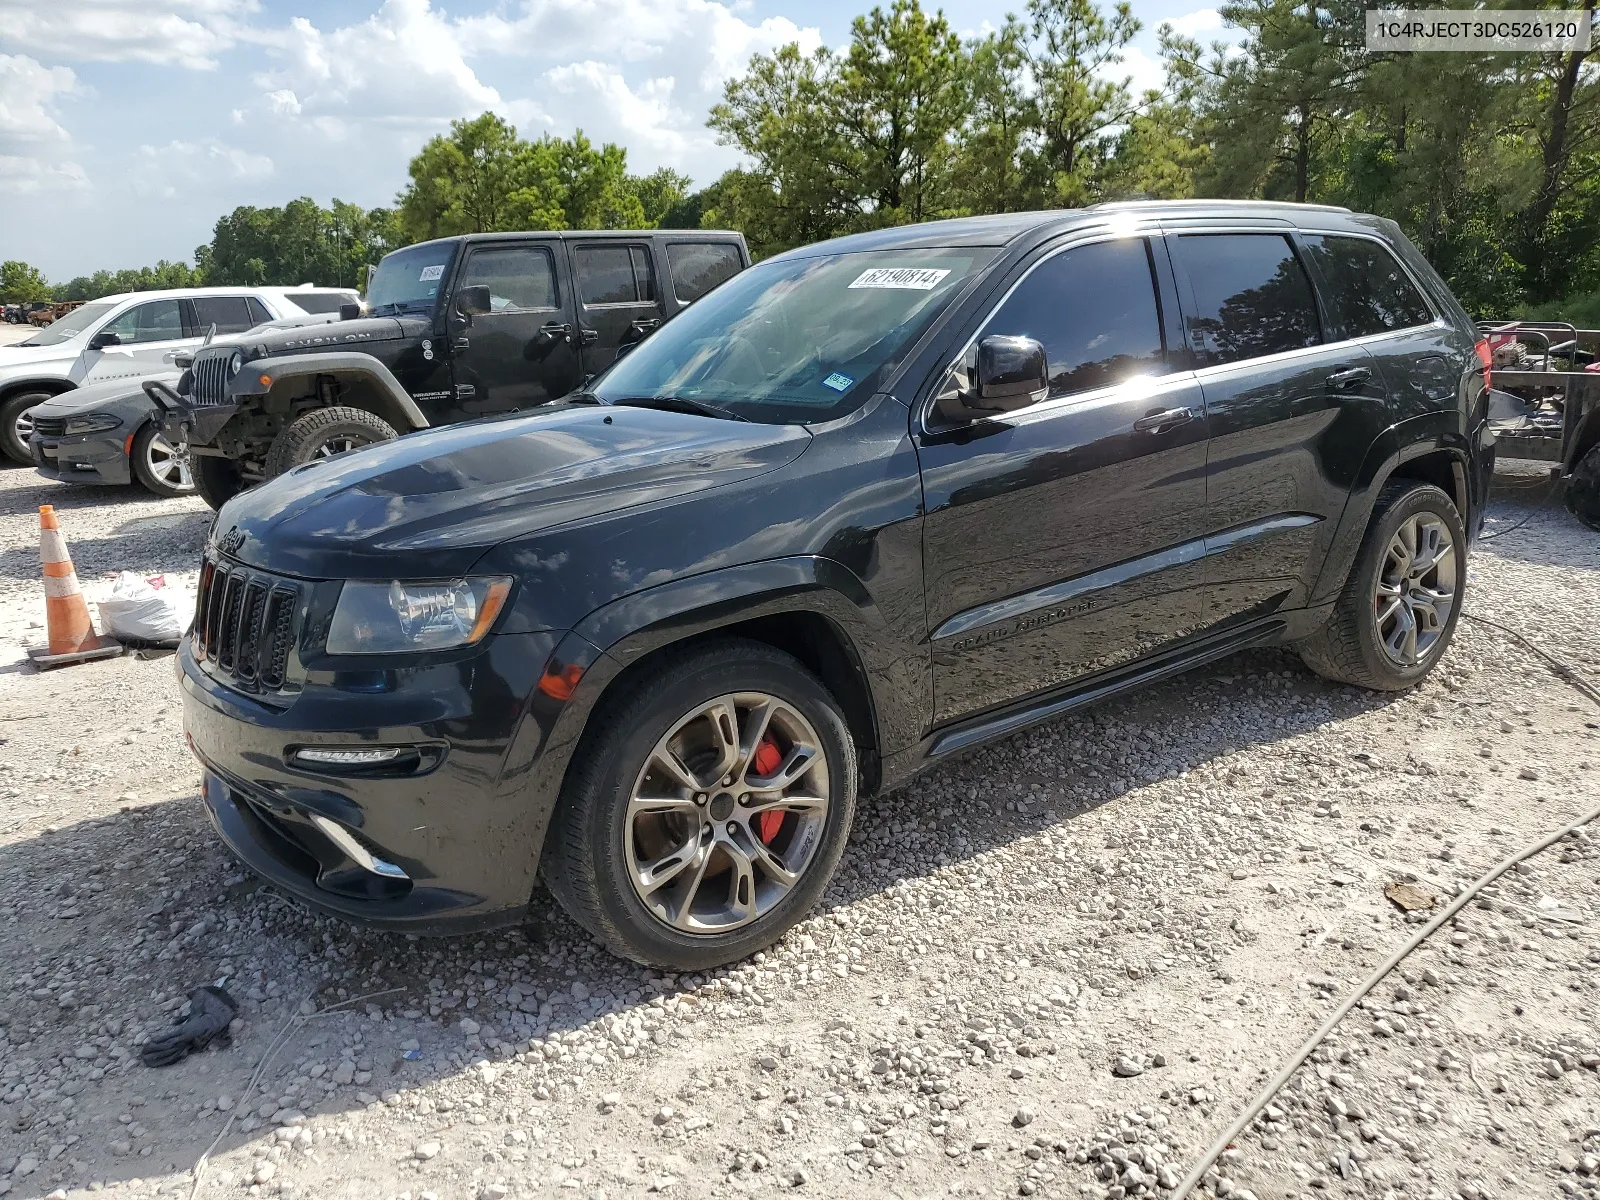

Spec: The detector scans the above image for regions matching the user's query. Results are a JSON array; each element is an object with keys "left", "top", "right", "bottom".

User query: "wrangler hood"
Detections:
[{"left": 212, "top": 404, "right": 812, "bottom": 579}]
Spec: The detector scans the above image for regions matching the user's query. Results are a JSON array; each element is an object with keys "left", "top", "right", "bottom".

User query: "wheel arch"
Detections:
[
  {"left": 1309, "top": 426, "right": 1475, "bottom": 607},
  {"left": 1, "top": 377, "right": 75, "bottom": 406},
  {"left": 238, "top": 353, "right": 429, "bottom": 432}
]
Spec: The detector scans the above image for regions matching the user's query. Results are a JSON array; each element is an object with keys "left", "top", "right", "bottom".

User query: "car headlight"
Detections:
[
  {"left": 63, "top": 413, "right": 123, "bottom": 436},
  {"left": 227, "top": 350, "right": 245, "bottom": 377},
  {"left": 326, "top": 578, "right": 513, "bottom": 655}
]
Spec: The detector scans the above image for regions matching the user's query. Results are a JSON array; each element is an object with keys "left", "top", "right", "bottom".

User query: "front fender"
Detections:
[{"left": 234, "top": 352, "right": 430, "bottom": 431}]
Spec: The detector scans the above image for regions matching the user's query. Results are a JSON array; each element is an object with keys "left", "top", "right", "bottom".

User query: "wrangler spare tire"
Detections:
[{"left": 264, "top": 406, "right": 397, "bottom": 479}]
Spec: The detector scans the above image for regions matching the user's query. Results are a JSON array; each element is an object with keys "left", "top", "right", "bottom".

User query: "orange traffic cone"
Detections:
[{"left": 39, "top": 505, "right": 101, "bottom": 655}]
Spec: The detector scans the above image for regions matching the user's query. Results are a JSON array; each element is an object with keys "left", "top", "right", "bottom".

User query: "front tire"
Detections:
[
  {"left": 544, "top": 639, "right": 858, "bottom": 970},
  {"left": 263, "top": 406, "right": 397, "bottom": 479},
  {"left": 1, "top": 391, "right": 50, "bottom": 466},
  {"left": 192, "top": 455, "right": 244, "bottom": 511},
  {"left": 1298, "top": 482, "right": 1465, "bottom": 690},
  {"left": 130, "top": 424, "right": 196, "bottom": 498},
  {"left": 1566, "top": 442, "right": 1600, "bottom": 532}
]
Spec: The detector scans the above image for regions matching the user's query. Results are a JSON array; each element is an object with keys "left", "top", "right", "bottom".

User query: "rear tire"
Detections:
[
  {"left": 1298, "top": 482, "right": 1465, "bottom": 691},
  {"left": 192, "top": 455, "right": 244, "bottom": 511},
  {"left": 130, "top": 424, "right": 196, "bottom": 498},
  {"left": 1, "top": 391, "right": 50, "bottom": 466},
  {"left": 1566, "top": 442, "right": 1600, "bottom": 532},
  {"left": 263, "top": 406, "right": 397, "bottom": 479},
  {"left": 543, "top": 638, "right": 857, "bottom": 970}
]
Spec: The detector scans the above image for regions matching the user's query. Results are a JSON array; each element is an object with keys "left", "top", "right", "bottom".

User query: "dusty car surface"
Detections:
[{"left": 178, "top": 201, "right": 1492, "bottom": 969}]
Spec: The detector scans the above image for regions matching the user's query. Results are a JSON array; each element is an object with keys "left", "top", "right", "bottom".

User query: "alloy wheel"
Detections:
[
  {"left": 1373, "top": 512, "right": 1457, "bottom": 667},
  {"left": 313, "top": 436, "right": 365, "bottom": 459},
  {"left": 625, "top": 692, "right": 830, "bottom": 935},
  {"left": 145, "top": 432, "right": 193, "bottom": 491},
  {"left": 14, "top": 410, "right": 33, "bottom": 443}
]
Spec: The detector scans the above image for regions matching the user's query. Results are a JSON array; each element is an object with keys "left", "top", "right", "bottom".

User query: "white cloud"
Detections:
[
  {"left": 1166, "top": 8, "right": 1227, "bottom": 39},
  {"left": 0, "top": 53, "right": 88, "bottom": 193},
  {"left": 1117, "top": 46, "right": 1168, "bottom": 97},
  {"left": 131, "top": 138, "right": 274, "bottom": 198},
  {"left": 0, "top": 1, "right": 257, "bottom": 71}
]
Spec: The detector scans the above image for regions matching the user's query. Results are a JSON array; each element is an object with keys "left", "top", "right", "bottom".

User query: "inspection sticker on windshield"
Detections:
[
  {"left": 847, "top": 267, "right": 951, "bottom": 291},
  {"left": 822, "top": 372, "right": 854, "bottom": 392},
  {"left": 418, "top": 264, "right": 444, "bottom": 281}
]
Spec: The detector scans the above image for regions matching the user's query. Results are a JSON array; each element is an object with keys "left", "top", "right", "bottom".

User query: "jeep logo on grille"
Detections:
[{"left": 216, "top": 526, "right": 246, "bottom": 557}]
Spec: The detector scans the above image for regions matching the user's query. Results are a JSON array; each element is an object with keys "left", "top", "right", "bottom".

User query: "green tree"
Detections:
[
  {"left": 200, "top": 198, "right": 401, "bottom": 288},
  {"left": 1028, "top": 0, "right": 1142, "bottom": 204},
  {"left": 836, "top": 0, "right": 970, "bottom": 223},
  {"left": 946, "top": 21, "right": 1042, "bottom": 215},
  {"left": 1, "top": 260, "right": 52, "bottom": 303}
]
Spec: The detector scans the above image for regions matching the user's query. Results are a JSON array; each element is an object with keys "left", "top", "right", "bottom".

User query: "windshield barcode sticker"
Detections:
[
  {"left": 419, "top": 264, "right": 444, "bottom": 281},
  {"left": 848, "top": 267, "right": 951, "bottom": 291},
  {"left": 822, "top": 372, "right": 854, "bottom": 392}
]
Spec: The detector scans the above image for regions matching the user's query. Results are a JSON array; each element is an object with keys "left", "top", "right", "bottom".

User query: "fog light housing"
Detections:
[{"left": 293, "top": 747, "right": 403, "bottom": 767}]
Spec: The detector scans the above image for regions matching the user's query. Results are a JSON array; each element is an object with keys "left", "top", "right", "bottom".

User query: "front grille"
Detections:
[
  {"left": 194, "top": 558, "right": 300, "bottom": 690},
  {"left": 191, "top": 352, "right": 231, "bottom": 406},
  {"left": 31, "top": 416, "right": 67, "bottom": 437}
]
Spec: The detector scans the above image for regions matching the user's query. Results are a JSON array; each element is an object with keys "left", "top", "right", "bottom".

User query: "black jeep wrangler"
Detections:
[{"left": 154, "top": 230, "right": 748, "bottom": 508}]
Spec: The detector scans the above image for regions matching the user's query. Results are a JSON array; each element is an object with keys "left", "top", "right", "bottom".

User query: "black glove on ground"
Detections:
[{"left": 140, "top": 985, "right": 239, "bottom": 1067}]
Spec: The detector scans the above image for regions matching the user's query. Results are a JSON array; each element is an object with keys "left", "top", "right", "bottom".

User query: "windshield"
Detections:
[
  {"left": 366, "top": 243, "right": 457, "bottom": 317},
  {"left": 19, "top": 301, "right": 117, "bottom": 347},
  {"left": 592, "top": 247, "right": 996, "bottom": 423}
]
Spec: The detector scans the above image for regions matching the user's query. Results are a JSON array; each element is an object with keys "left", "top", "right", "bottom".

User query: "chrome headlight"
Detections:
[
  {"left": 326, "top": 578, "right": 513, "bottom": 655},
  {"left": 227, "top": 349, "right": 245, "bottom": 377},
  {"left": 63, "top": 412, "right": 123, "bottom": 436}
]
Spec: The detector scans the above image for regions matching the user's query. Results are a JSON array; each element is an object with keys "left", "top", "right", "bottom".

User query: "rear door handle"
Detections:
[
  {"left": 628, "top": 318, "right": 661, "bottom": 337},
  {"left": 578, "top": 327, "right": 599, "bottom": 345},
  {"left": 451, "top": 336, "right": 469, "bottom": 352},
  {"left": 1327, "top": 365, "right": 1373, "bottom": 390},
  {"left": 1133, "top": 406, "right": 1195, "bottom": 433}
]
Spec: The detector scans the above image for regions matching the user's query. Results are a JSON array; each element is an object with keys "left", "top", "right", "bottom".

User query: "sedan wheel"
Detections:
[
  {"left": 131, "top": 424, "right": 197, "bottom": 497},
  {"left": 625, "top": 692, "right": 831, "bottom": 935}
]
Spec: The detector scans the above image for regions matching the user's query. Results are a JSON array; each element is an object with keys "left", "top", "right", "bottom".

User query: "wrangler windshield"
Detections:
[
  {"left": 592, "top": 248, "right": 994, "bottom": 423},
  {"left": 366, "top": 243, "right": 457, "bottom": 317}
]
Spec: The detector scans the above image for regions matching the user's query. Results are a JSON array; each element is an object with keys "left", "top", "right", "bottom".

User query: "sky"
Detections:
[{"left": 0, "top": 0, "right": 1230, "bottom": 283}]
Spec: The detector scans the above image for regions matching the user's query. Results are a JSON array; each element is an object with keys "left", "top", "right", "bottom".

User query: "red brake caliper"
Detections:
[{"left": 752, "top": 736, "right": 784, "bottom": 844}]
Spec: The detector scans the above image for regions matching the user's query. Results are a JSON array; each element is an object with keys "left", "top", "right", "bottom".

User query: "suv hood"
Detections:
[
  {"left": 214, "top": 404, "right": 812, "bottom": 579},
  {"left": 211, "top": 315, "right": 420, "bottom": 359},
  {"left": 0, "top": 342, "right": 76, "bottom": 374}
]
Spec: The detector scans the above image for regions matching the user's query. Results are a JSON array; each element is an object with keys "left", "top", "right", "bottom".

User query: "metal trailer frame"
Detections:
[{"left": 1478, "top": 320, "right": 1600, "bottom": 474}]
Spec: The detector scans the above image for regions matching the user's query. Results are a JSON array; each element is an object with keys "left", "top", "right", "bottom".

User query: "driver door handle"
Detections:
[
  {"left": 1133, "top": 406, "right": 1195, "bottom": 433},
  {"left": 1327, "top": 365, "right": 1372, "bottom": 390},
  {"left": 539, "top": 321, "right": 572, "bottom": 343}
]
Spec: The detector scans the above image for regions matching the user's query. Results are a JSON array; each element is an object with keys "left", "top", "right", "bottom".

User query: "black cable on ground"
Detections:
[
  {"left": 1479, "top": 475, "right": 1562, "bottom": 542},
  {"left": 1174, "top": 611, "right": 1600, "bottom": 1198}
]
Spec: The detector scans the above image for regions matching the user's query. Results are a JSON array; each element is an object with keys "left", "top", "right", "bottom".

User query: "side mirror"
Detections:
[
  {"left": 339, "top": 302, "right": 362, "bottom": 321},
  {"left": 89, "top": 331, "right": 121, "bottom": 350},
  {"left": 454, "top": 286, "right": 491, "bottom": 321},
  {"left": 974, "top": 335, "right": 1048, "bottom": 410}
]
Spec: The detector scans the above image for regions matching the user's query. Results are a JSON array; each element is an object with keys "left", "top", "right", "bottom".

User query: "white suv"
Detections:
[{"left": 0, "top": 285, "right": 359, "bottom": 464}]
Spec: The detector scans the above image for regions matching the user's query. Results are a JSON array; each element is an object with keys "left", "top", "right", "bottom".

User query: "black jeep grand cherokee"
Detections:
[{"left": 182, "top": 202, "right": 1494, "bottom": 969}]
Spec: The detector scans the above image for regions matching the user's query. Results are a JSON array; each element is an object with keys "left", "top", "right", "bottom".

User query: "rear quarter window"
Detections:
[
  {"left": 286, "top": 292, "right": 359, "bottom": 315},
  {"left": 666, "top": 242, "right": 744, "bottom": 304},
  {"left": 1299, "top": 235, "right": 1434, "bottom": 339}
]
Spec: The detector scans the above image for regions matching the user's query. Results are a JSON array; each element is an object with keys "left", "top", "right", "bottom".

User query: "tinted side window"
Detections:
[
  {"left": 191, "top": 296, "right": 256, "bottom": 335},
  {"left": 286, "top": 291, "right": 357, "bottom": 315},
  {"left": 982, "top": 238, "right": 1168, "bottom": 397},
  {"left": 1171, "top": 234, "right": 1321, "bottom": 365},
  {"left": 245, "top": 297, "right": 273, "bottom": 326},
  {"left": 576, "top": 246, "right": 654, "bottom": 306},
  {"left": 461, "top": 247, "right": 557, "bottom": 311},
  {"left": 1300, "top": 234, "right": 1433, "bottom": 338},
  {"left": 101, "top": 299, "right": 185, "bottom": 345},
  {"left": 667, "top": 243, "right": 744, "bottom": 303}
]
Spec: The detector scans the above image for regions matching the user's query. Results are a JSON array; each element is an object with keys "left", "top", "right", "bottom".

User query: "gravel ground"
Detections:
[
  {"left": 0, "top": 458, "right": 1596, "bottom": 1200},
  {"left": 0, "top": 327, "right": 37, "bottom": 348}
]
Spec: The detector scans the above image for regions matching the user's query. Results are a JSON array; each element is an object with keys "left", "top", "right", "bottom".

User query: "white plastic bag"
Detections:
[{"left": 96, "top": 572, "right": 187, "bottom": 643}]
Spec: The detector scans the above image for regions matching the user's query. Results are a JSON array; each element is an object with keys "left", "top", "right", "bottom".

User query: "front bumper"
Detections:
[
  {"left": 31, "top": 431, "right": 132, "bottom": 486},
  {"left": 181, "top": 630, "right": 561, "bottom": 932}
]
